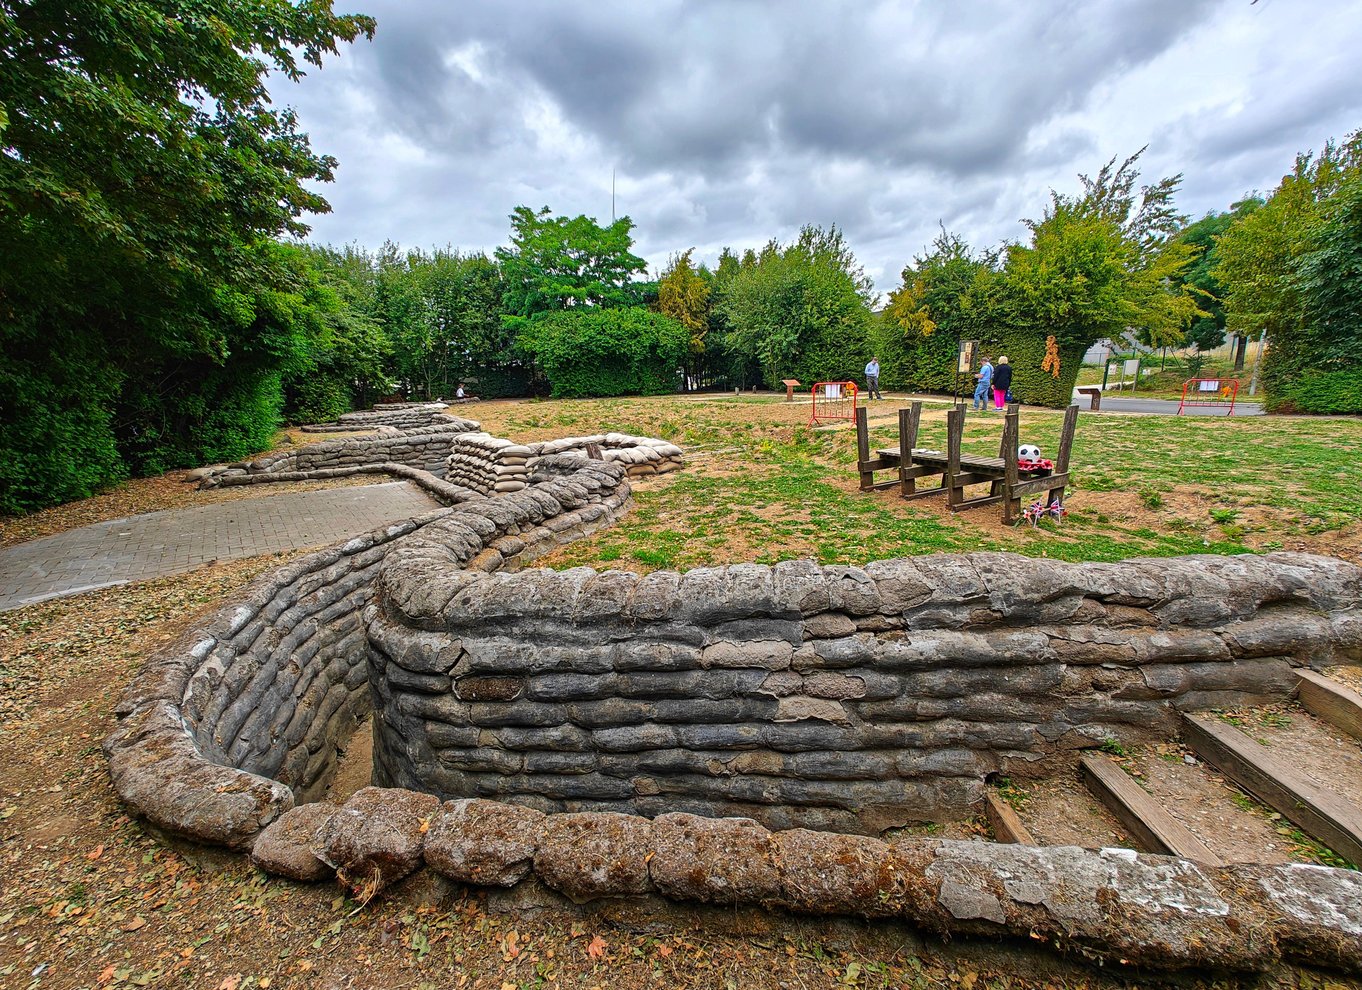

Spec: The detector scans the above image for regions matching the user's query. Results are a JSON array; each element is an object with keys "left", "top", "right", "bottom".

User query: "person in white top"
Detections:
[{"left": 864, "top": 357, "right": 883, "bottom": 400}]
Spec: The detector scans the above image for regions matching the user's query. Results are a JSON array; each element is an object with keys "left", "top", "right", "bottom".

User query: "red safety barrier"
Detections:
[
  {"left": 1177, "top": 378, "right": 1240, "bottom": 416},
  {"left": 809, "top": 381, "right": 858, "bottom": 426}
]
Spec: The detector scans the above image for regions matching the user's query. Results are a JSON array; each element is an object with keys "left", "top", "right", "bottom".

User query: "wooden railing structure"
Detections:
[{"left": 854, "top": 401, "right": 1079, "bottom": 525}]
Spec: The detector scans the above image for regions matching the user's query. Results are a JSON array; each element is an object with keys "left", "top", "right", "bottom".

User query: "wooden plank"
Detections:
[
  {"left": 1182, "top": 712, "right": 1362, "bottom": 867},
  {"left": 1001, "top": 405, "right": 1021, "bottom": 524},
  {"left": 1009, "top": 473, "right": 1070, "bottom": 499},
  {"left": 898, "top": 403, "right": 920, "bottom": 497},
  {"left": 857, "top": 458, "right": 898, "bottom": 472},
  {"left": 855, "top": 406, "right": 871, "bottom": 490},
  {"left": 1080, "top": 754, "right": 1223, "bottom": 865},
  {"left": 945, "top": 407, "right": 965, "bottom": 510},
  {"left": 1049, "top": 403, "right": 1080, "bottom": 507},
  {"left": 984, "top": 793, "right": 1035, "bottom": 845},
  {"left": 1297, "top": 669, "right": 1362, "bottom": 741}
]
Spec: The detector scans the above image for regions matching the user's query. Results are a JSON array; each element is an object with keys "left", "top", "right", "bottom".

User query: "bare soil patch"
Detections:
[
  {"left": 1115, "top": 744, "right": 1296, "bottom": 865},
  {"left": 1011, "top": 771, "right": 1133, "bottom": 850},
  {"left": 1248, "top": 703, "right": 1362, "bottom": 806}
]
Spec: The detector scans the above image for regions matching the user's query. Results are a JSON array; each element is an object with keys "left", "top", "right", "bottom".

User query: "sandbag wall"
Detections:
[
  {"left": 528, "top": 433, "right": 684, "bottom": 478},
  {"left": 444, "top": 433, "right": 532, "bottom": 496},
  {"left": 301, "top": 402, "right": 458, "bottom": 432},
  {"left": 199, "top": 420, "right": 481, "bottom": 487},
  {"left": 105, "top": 455, "right": 634, "bottom": 850},
  {"left": 366, "top": 552, "right": 1362, "bottom": 836}
]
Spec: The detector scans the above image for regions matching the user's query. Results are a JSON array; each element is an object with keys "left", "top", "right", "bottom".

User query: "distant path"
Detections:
[
  {"left": 0, "top": 482, "right": 440, "bottom": 612},
  {"left": 1079, "top": 394, "right": 1265, "bottom": 417}
]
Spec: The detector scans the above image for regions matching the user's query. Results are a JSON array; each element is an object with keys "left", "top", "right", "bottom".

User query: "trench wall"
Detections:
[
  {"left": 367, "top": 553, "right": 1362, "bottom": 835},
  {"left": 105, "top": 454, "right": 633, "bottom": 850},
  {"left": 200, "top": 418, "right": 482, "bottom": 487}
]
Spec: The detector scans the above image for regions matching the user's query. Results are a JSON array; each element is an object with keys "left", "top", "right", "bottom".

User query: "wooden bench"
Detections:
[
  {"left": 1076, "top": 386, "right": 1101, "bottom": 410},
  {"left": 855, "top": 401, "right": 1078, "bottom": 524},
  {"left": 781, "top": 379, "right": 801, "bottom": 401}
]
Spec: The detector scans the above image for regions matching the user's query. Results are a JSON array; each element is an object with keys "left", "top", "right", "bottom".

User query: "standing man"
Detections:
[
  {"left": 864, "top": 356, "right": 883, "bottom": 401},
  {"left": 973, "top": 355, "right": 993, "bottom": 411}
]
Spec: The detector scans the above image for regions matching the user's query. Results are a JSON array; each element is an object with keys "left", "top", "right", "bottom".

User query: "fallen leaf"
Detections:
[
  {"left": 121, "top": 916, "right": 146, "bottom": 932},
  {"left": 86, "top": 844, "right": 104, "bottom": 861},
  {"left": 586, "top": 934, "right": 607, "bottom": 961},
  {"left": 218, "top": 977, "right": 242, "bottom": 990},
  {"left": 657, "top": 944, "right": 673, "bottom": 958}
]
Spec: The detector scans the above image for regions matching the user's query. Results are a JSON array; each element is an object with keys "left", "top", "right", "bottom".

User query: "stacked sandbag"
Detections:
[
  {"left": 300, "top": 402, "right": 454, "bottom": 433},
  {"left": 445, "top": 433, "right": 533, "bottom": 495},
  {"left": 527, "top": 433, "right": 684, "bottom": 478}
]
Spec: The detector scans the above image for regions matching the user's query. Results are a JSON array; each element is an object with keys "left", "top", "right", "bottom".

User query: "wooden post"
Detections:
[
  {"left": 1001, "top": 403, "right": 1020, "bottom": 523},
  {"left": 855, "top": 405, "right": 872, "bottom": 490},
  {"left": 945, "top": 406, "right": 964, "bottom": 509},
  {"left": 1049, "top": 403, "right": 1079, "bottom": 506},
  {"left": 898, "top": 403, "right": 920, "bottom": 497}
]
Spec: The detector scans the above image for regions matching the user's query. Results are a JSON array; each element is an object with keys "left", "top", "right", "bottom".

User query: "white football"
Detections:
[{"left": 1018, "top": 444, "right": 1042, "bottom": 460}]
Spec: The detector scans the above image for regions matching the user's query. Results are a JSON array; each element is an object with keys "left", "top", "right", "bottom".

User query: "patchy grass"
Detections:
[{"left": 467, "top": 395, "right": 1362, "bottom": 573}]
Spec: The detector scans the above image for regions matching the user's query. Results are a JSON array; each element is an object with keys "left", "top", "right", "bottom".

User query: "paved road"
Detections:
[
  {"left": 1077, "top": 394, "right": 1265, "bottom": 417},
  {"left": 0, "top": 482, "right": 441, "bottom": 612}
]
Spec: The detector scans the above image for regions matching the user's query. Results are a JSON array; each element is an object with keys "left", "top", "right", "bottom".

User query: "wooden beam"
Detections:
[
  {"left": 945, "top": 406, "right": 965, "bottom": 510},
  {"left": 1182, "top": 712, "right": 1362, "bottom": 867},
  {"left": 898, "top": 403, "right": 920, "bottom": 499},
  {"left": 984, "top": 793, "right": 1035, "bottom": 845},
  {"left": 1297, "top": 669, "right": 1362, "bottom": 742},
  {"left": 1001, "top": 404, "right": 1021, "bottom": 523},
  {"left": 1050, "top": 403, "right": 1080, "bottom": 507},
  {"left": 1080, "top": 754, "right": 1222, "bottom": 865},
  {"left": 1008, "top": 472, "right": 1071, "bottom": 499},
  {"left": 855, "top": 406, "right": 871, "bottom": 490}
]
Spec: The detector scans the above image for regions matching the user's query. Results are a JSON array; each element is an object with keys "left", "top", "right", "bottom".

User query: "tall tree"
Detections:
[
  {"left": 495, "top": 206, "right": 648, "bottom": 323},
  {"left": 1003, "top": 150, "right": 1200, "bottom": 355},
  {"left": 1214, "top": 132, "right": 1362, "bottom": 411},
  {"left": 655, "top": 249, "right": 712, "bottom": 388},
  {"left": 0, "top": 0, "right": 374, "bottom": 511},
  {"left": 716, "top": 225, "right": 875, "bottom": 389}
]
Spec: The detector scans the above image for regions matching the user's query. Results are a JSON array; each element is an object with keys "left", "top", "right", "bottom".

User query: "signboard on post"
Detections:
[{"left": 958, "top": 340, "right": 979, "bottom": 374}]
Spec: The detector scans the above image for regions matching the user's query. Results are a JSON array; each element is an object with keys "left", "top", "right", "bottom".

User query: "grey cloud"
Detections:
[{"left": 284, "top": 0, "right": 1362, "bottom": 290}]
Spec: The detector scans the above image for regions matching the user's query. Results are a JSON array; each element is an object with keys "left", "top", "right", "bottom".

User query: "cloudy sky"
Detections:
[{"left": 283, "top": 0, "right": 1362, "bottom": 293}]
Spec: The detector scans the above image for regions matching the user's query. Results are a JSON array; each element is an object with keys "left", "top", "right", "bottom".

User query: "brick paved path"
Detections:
[{"left": 0, "top": 482, "right": 441, "bottom": 612}]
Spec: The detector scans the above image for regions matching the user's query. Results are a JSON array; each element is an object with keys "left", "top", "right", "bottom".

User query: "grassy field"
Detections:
[{"left": 462, "top": 393, "right": 1362, "bottom": 573}]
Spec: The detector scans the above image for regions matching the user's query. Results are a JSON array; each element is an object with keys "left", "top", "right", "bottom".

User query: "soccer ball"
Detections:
[{"left": 1018, "top": 444, "right": 1042, "bottom": 461}]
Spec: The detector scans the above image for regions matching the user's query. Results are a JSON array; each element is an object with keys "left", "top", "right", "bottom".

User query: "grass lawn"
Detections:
[{"left": 463, "top": 393, "right": 1362, "bottom": 573}]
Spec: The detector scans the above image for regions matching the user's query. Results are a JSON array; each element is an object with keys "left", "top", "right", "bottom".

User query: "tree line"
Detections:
[{"left": 1, "top": 2, "right": 1358, "bottom": 514}]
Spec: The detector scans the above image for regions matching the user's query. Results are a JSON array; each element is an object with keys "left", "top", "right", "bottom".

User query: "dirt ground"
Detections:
[{"left": 0, "top": 556, "right": 1251, "bottom": 990}]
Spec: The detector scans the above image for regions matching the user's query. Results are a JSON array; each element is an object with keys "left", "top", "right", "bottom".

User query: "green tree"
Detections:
[
  {"left": 656, "top": 249, "right": 712, "bottom": 388},
  {"left": 997, "top": 151, "right": 1200, "bottom": 402},
  {"left": 874, "top": 231, "right": 1000, "bottom": 391},
  {"left": 1214, "top": 132, "right": 1362, "bottom": 411},
  {"left": 519, "top": 309, "right": 689, "bottom": 398},
  {"left": 495, "top": 206, "right": 648, "bottom": 323},
  {"left": 1170, "top": 203, "right": 1263, "bottom": 353},
  {"left": 280, "top": 245, "right": 391, "bottom": 422},
  {"left": 0, "top": 0, "right": 374, "bottom": 511},
  {"left": 716, "top": 225, "right": 875, "bottom": 389}
]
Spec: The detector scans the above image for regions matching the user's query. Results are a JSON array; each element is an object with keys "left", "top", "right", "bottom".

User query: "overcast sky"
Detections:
[{"left": 283, "top": 0, "right": 1362, "bottom": 293}]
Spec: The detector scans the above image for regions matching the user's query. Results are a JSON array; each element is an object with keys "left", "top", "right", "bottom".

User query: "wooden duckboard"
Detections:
[
  {"left": 1297, "top": 669, "right": 1362, "bottom": 742},
  {"left": 1079, "top": 753, "right": 1222, "bottom": 865},
  {"left": 1181, "top": 712, "right": 1362, "bottom": 867},
  {"left": 984, "top": 792, "right": 1036, "bottom": 845}
]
